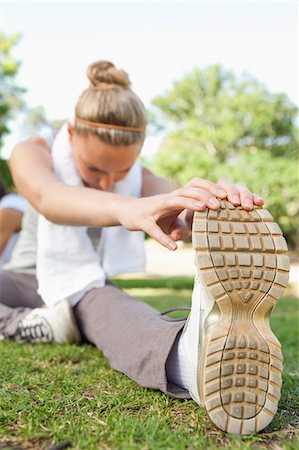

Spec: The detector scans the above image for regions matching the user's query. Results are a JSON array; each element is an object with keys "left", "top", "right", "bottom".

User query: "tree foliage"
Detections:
[
  {"left": 20, "top": 105, "right": 65, "bottom": 138},
  {"left": 0, "top": 32, "right": 25, "bottom": 149},
  {"left": 152, "top": 65, "right": 299, "bottom": 246},
  {"left": 153, "top": 65, "right": 298, "bottom": 161}
]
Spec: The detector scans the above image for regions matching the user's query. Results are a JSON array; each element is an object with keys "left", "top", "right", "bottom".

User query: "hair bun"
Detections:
[{"left": 87, "top": 60, "right": 131, "bottom": 89}]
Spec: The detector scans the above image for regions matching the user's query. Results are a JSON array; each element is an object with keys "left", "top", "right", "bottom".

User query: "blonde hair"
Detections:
[{"left": 74, "top": 61, "right": 147, "bottom": 146}]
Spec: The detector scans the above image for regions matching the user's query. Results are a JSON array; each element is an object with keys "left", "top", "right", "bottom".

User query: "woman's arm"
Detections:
[
  {"left": 0, "top": 208, "right": 23, "bottom": 255},
  {"left": 10, "top": 139, "right": 264, "bottom": 250},
  {"left": 141, "top": 167, "right": 172, "bottom": 196},
  {"left": 9, "top": 138, "right": 131, "bottom": 227},
  {"left": 9, "top": 140, "right": 217, "bottom": 239}
]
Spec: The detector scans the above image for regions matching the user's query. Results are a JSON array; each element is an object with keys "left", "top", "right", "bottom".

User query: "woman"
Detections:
[{"left": 0, "top": 61, "right": 288, "bottom": 435}]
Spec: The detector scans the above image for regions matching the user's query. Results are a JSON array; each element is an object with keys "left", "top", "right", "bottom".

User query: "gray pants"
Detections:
[{"left": 0, "top": 270, "right": 190, "bottom": 399}]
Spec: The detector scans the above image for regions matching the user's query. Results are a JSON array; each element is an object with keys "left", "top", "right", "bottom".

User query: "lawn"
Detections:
[{"left": 0, "top": 278, "right": 298, "bottom": 450}]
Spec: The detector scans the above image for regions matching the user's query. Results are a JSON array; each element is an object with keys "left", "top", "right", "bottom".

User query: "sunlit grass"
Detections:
[{"left": 0, "top": 282, "right": 298, "bottom": 450}]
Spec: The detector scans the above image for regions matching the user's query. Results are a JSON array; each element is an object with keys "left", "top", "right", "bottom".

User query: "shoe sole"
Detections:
[{"left": 192, "top": 201, "right": 289, "bottom": 435}]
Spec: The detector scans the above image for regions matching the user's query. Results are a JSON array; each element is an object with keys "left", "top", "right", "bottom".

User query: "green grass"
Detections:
[
  {"left": 113, "top": 277, "right": 195, "bottom": 290},
  {"left": 0, "top": 281, "right": 298, "bottom": 450}
]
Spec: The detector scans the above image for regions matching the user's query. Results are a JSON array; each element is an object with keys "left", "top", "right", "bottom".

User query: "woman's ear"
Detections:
[{"left": 67, "top": 123, "right": 74, "bottom": 142}]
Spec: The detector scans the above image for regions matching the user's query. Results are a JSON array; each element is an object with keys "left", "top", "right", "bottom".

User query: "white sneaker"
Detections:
[
  {"left": 14, "top": 299, "right": 81, "bottom": 344},
  {"left": 180, "top": 273, "right": 215, "bottom": 404},
  {"left": 184, "top": 200, "right": 289, "bottom": 434}
]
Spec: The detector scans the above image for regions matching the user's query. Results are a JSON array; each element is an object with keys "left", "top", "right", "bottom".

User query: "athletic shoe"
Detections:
[
  {"left": 188, "top": 200, "right": 289, "bottom": 434},
  {"left": 13, "top": 299, "right": 81, "bottom": 344}
]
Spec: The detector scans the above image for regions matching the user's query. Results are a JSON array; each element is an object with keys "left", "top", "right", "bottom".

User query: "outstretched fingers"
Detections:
[
  {"left": 217, "top": 180, "right": 264, "bottom": 210},
  {"left": 143, "top": 219, "right": 178, "bottom": 251},
  {"left": 173, "top": 186, "right": 221, "bottom": 210},
  {"left": 186, "top": 177, "right": 227, "bottom": 199},
  {"left": 253, "top": 194, "right": 264, "bottom": 207}
]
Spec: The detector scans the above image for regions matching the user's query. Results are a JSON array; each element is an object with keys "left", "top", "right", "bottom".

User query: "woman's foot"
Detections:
[
  {"left": 184, "top": 200, "right": 289, "bottom": 434},
  {"left": 12, "top": 299, "right": 81, "bottom": 344}
]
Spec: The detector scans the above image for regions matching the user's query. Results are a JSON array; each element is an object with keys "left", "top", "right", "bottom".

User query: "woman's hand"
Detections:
[
  {"left": 116, "top": 191, "right": 202, "bottom": 251},
  {"left": 116, "top": 176, "right": 223, "bottom": 250},
  {"left": 216, "top": 179, "right": 264, "bottom": 210},
  {"left": 167, "top": 179, "right": 264, "bottom": 243},
  {"left": 115, "top": 177, "right": 264, "bottom": 250}
]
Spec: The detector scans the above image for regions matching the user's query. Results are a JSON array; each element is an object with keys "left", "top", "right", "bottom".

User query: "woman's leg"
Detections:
[
  {"left": 0, "top": 270, "right": 80, "bottom": 343},
  {"left": 0, "top": 270, "right": 43, "bottom": 337},
  {"left": 73, "top": 282, "right": 191, "bottom": 399},
  {"left": 0, "top": 270, "right": 43, "bottom": 308}
]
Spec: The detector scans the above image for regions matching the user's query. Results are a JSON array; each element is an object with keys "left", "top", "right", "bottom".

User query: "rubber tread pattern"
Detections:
[{"left": 192, "top": 201, "right": 289, "bottom": 435}]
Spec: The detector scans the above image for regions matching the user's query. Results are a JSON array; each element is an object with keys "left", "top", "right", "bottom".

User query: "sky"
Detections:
[{"left": 1, "top": 0, "right": 298, "bottom": 158}]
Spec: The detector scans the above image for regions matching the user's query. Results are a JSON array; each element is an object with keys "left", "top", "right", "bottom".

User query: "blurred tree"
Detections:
[
  {"left": 152, "top": 65, "right": 298, "bottom": 161},
  {"left": 0, "top": 159, "right": 13, "bottom": 191},
  {"left": 20, "top": 105, "right": 65, "bottom": 138},
  {"left": 152, "top": 65, "right": 299, "bottom": 247},
  {"left": 217, "top": 151, "right": 299, "bottom": 248},
  {"left": 0, "top": 32, "right": 25, "bottom": 190},
  {"left": 0, "top": 32, "right": 25, "bottom": 149}
]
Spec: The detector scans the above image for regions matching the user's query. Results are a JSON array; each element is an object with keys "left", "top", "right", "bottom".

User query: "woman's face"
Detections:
[{"left": 68, "top": 126, "right": 142, "bottom": 191}]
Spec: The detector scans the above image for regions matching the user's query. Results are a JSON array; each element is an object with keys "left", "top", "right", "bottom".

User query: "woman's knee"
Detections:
[{"left": 0, "top": 270, "right": 43, "bottom": 308}]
